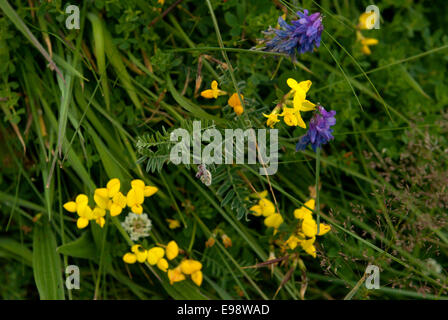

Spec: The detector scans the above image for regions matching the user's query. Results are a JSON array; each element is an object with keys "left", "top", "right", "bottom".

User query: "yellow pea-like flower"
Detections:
[
  {"left": 191, "top": 270, "right": 203, "bottom": 286},
  {"left": 294, "top": 199, "right": 315, "bottom": 220},
  {"left": 166, "top": 241, "right": 179, "bottom": 260},
  {"left": 180, "top": 259, "right": 202, "bottom": 275},
  {"left": 285, "top": 235, "right": 300, "bottom": 250},
  {"left": 167, "top": 267, "right": 186, "bottom": 284},
  {"left": 263, "top": 112, "right": 280, "bottom": 128},
  {"left": 166, "top": 219, "right": 181, "bottom": 229},
  {"left": 131, "top": 245, "right": 148, "bottom": 263},
  {"left": 147, "top": 247, "right": 165, "bottom": 265},
  {"left": 123, "top": 252, "right": 137, "bottom": 264},
  {"left": 221, "top": 234, "right": 232, "bottom": 248},
  {"left": 200, "top": 80, "right": 227, "bottom": 99},
  {"left": 264, "top": 213, "right": 284, "bottom": 229},
  {"left": 228, "top": 93, "right": 244, "bottom": 116}
]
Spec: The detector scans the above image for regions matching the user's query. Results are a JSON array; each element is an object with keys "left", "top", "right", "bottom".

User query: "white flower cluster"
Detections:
[{"left": 121, "top": 212, "right": 152, "bottom": 241}]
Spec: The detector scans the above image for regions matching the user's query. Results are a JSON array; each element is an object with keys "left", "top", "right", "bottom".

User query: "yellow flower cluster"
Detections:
[
  {"left": 123, "top": 242, "right": 175, "bottom": 271},
  {"left": 284, "top": 199, "right": 331, "bottom": 258},
  {"left": 263, "top": 78, "right": 316, "bottom": 129},
  {"left": 168, "top": 259, "right": 203, "bottom": 287},
  {"left": 200, "top": 80, "right": 244, "bottom": 116},
  {"left": 250, "top": 191, "right": 284, "bottom": 231},
  {"left": 356, "top": 13, "right": 379, "bottom": 55},
  {"left": 63, "top": 178, "right": 158, "bottom": 229},
  {"left": 122, "top": 240, "right": 203, "bottom": 286}
]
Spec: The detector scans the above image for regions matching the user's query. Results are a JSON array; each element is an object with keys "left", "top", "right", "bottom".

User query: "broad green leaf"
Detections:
[{"left": 33, "top": 222, "right": 65, "bottom": 300}]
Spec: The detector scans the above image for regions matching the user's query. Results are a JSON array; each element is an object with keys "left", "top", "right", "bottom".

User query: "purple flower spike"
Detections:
[
  {"left": 296, "top": 106, "right": 336, "bottom": 152},
  {"left": 262, "top": 10, "right": 324, "bottom": 60}
]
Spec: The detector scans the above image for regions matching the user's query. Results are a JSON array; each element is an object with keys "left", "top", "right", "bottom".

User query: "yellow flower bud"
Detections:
[
  {"left": 157, "top": 258, "right": 169, "bottom": 272},
  {"left": 63, "top": 201, "right": 77, "bottom": 213},
  {"left": 166, "top": 241, "right": 179, "bottom": 260},
  {"left": 123, "top": 252, "right": 137, "bottom": 264},
  {"left": 221, "top": 234, "right": 232, "bottom": 248}
]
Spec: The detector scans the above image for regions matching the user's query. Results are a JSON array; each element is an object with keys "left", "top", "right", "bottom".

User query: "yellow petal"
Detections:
[
  {"left": 211, "top": 80, "right": 218, "bottom": 90},
  {"left": 200, "top": 89, "right": 215, "bottom": 99},
  {"left": 228, "top": 93, "right": 243, "bottom": 109},
  {"left": 123, "top": 252, "right": 137, "bottom": 264},
  {"left": 297, "top": 80, "right": 312, "bottom": 93},
  {"left": 113, "top": 192, "right": 127, "bottom": 208},
  {"left": 77, "top": 217, "right": 89, "bottom": 229},
  {"left": 191, "top": 270, "right": 203, "bottom": 286},
  {"left": 109, "top": 203, "right": 123, "bottom": 216},
  {"left": 285, "top": 235, "right": 300, "bottom": 250},
  {"left": 259, "top": 198, "right": 275, "bottom": 217},
  {"left": 63, "top": 201, "right": 77, "bottom": 213},
  {"left": 144, "top": 186, "right": 158, "bottom": 197},
  {"left": 96, "top": 217, "right": 106, "bottom": 228},
  {"left": 250, "top": 205, "right": 263, "bottom": 216},
  {"left": 75, "top": 194, "right": 88, "bottom": 204},
  {"left": 300, "top": 100, "right": 316, "bottom": 111},
  {"left": 166, "top": 241, "right": 179, "bottom": 260},
  {"left": 302, "top": 216, "right": 317, "bottom": 238},
  {"left": 234, "top": 105, "right": 244, "bottom": 116},
  {"left": 264, "top": 213, "right": 284, "bottom": 229},
  {"left": 317, "top": 223, "right": 331, "bottom": 236},
  {"left": 286, "top": 78, "right": 298, "bottom": 90},
  {"left": 166, "top": 219, "right": 181, "bottom": 229},
  {"left": 131, "top": 205, "right": 143, "bottom": 214},
  {"left": 131, "top": 179, "right": 145, "bottom": 190},
  {"left": 361, "top": 38, "right": 379, "bottom": 46},
  {"left": 362, "top": 45, "right": 371, "bottom": 55},
  {"left": 294, "top": 199, "right": 315, "bottom": 219},
  {"left": 94, "top": 188, "right": 109, "bottom": 209},
  {"left": 300, "top": 238, "right": 317, "bottom": 258},
  {"left": 106, "top": 178, "right": 120, "bottom": 197},
  {"left": 167, "top": 267, "right": 186, "bottom": 284},
  {"left": 157, "top": 258, "right": 169, "bottom": 272},
  {"left": 92, "top": 207, "right": 106, "bottom": 218},
  {"left": 180, "top": 259, "right": 202, "bottom": 275}
]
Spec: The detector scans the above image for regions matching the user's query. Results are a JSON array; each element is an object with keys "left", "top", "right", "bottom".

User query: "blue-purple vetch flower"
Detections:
[
  {"left": 296, "top": 106, "right": 336, "bottom": 152},
  {"left": 262, "top": 10, "right": 323, "bottom": 60}
]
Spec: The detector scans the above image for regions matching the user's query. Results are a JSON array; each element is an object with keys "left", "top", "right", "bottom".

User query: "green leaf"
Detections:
[
  {"left": 57, "top": 231, "right": 98, "bottom": 261},
  {"left": 32, "top": 222, "right": 65, "bottom": 300}
]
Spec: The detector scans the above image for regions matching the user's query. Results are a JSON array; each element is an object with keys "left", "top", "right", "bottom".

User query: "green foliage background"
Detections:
[{"left": 0, "top": 0, "right": 447, "bottom": 300}]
